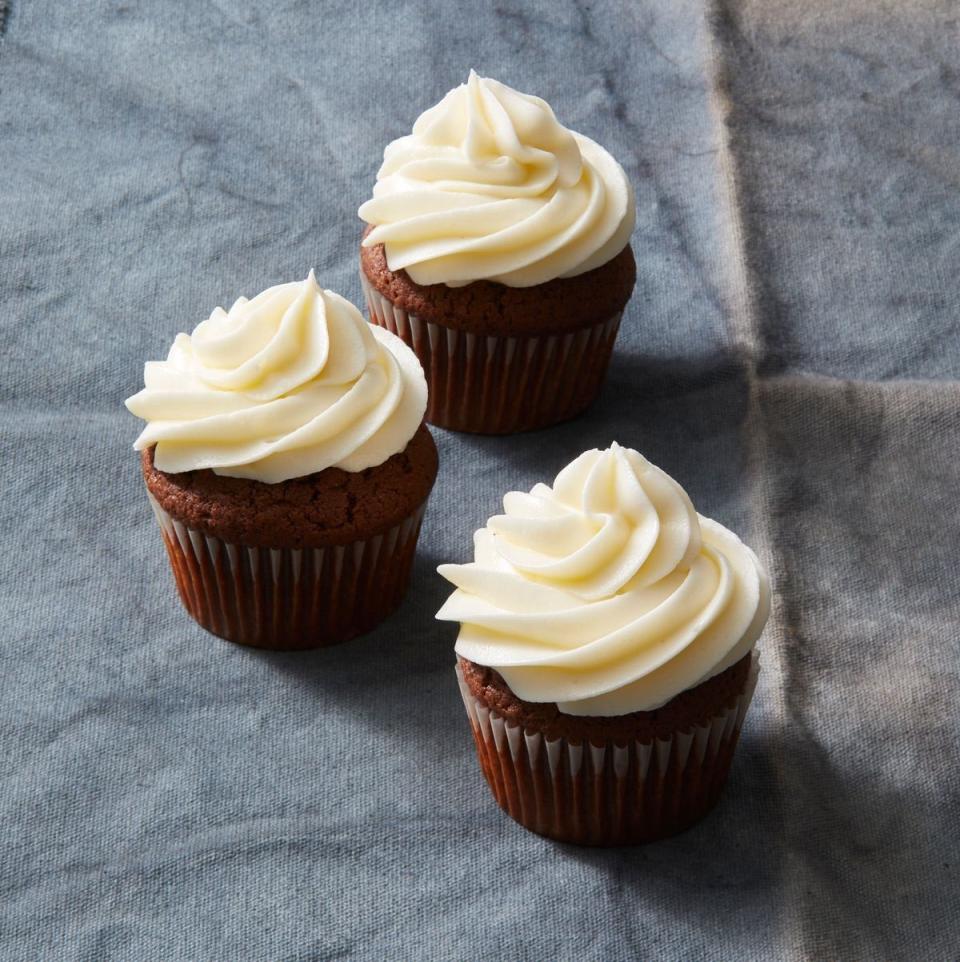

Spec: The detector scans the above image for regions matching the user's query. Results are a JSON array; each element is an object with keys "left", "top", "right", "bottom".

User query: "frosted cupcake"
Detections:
[
  {"left": 359, "top": 71, "right": 636, "bottom": 434},
  {"left": 437, "top": 444, "right": 769, "bottom": 844},
  {"left": 126, "top": 271, "right": 437, "bottom": 650}
]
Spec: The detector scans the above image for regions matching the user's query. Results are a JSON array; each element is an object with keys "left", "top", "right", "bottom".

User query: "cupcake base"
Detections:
[
  {"left": 359, "top": 238, "right": 636, "bottom": 435},
  {"left": 456, "top": 653, "right": 760, "bottom": 845},
  {"left": 363, "top": 275, "right": 621, "bottom": 434},
  {"left": 150, "top": 494, "right": 426, "bottom": 650},
  {"left": 141, "top": 426, "right": 437, "bottom": 650}
]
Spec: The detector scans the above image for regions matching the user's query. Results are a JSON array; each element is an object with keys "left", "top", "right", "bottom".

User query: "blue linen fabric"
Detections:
[{"left": 1, "top": 1, "right": 958, "bottom": 959}]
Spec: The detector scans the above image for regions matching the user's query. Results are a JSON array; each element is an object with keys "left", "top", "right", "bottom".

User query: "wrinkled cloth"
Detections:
[{"left": 1, "top": 2, "right": 957, "bottom": 959}]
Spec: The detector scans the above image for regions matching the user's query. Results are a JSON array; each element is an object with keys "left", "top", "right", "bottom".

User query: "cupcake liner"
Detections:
[
  {"left": 361, "top": 274, "right": 622, "bottom": 434},
  {"left": 147, "top": 492, "right": 426, "bottom": 651},
  {"left": 455, "top": 653, "right": 760, "bottom": 846}
]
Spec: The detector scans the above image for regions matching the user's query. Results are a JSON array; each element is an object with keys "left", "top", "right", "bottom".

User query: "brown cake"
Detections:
[
  {"left": 458, "top": 652, "right": 752, "bottom": 744},
  {"left": 456, "top": 654, "right": 755, "bottom": 846},
  {"left": 142, "top": 424, "right": 438, "bottom": 550},
  {"left": 361, "top": 238, "right": 636, "bottom": 435},
  {"left": 141, "top": 426, "right": 437, "bottom": 651},
  {"left": 360, "top": 235, "right": 636, "bottom": 338}
]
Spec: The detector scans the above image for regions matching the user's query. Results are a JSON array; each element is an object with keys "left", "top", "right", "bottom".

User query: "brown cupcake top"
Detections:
[
  {"left": 361, "top": 230, "right": 636, "bottom": 338},
  {"left": 142, "top": 423, "right": 438, "bottom": 549},
  {"left": 458, "top": 653, "right": 753, "bottom": 745}
]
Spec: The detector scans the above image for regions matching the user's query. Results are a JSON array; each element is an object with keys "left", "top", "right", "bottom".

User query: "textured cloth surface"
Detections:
[{"left": 2, "top": 2, "right": 958, "bottom": 959}]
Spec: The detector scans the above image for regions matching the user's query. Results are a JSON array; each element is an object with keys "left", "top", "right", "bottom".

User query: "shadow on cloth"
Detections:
[
  {"left": 244, "top": 547, "right": 461, "bottom": 755},
  {"left": 554, "top": 724, "right": 947, "bottom": 958},
  {"left": 452, "top": 344, "right": 752, "bottom": 508}
]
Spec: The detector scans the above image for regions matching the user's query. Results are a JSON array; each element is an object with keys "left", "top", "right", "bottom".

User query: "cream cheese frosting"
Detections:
[
  {"left": 125, "top": 272, "right": 427, "bottom": 484},
  {"left": 437, "top": 444, "right": 770, "bottom": 715},
  {"left": 359, "top": 71, "right": 635, "bottom": 288}
]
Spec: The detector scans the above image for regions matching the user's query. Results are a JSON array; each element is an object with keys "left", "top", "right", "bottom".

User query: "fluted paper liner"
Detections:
[
  {"left": 455, "top": 653, "right": 760, "bottom": 846},
  {"left": 361, "top": 275, "right": 622, "bottom": 434},
  {"left": 147, "top": 492, "right": 426, "bottom": 650}
]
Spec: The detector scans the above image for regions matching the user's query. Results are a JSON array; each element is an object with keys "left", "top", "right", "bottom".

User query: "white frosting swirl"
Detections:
[
  {"left": 359, "top": 71, "right": 635, "bottom": 288},
  {"left": 125, "top": 272, "right": 427, "bottom": 484},
  {"left": 437, "top": 444, "right": 770, "bottom": 715}
]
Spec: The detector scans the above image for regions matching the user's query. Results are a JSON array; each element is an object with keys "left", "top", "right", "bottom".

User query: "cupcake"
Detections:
[
  {"left": 437, "top": 444, "right": 770, "bottom": 845},
  {"left": 359, "top": 71, "right": 636, "bottom": 434},
  {"left": 126, "top": 271, "right": 437, "bottom": 650}
]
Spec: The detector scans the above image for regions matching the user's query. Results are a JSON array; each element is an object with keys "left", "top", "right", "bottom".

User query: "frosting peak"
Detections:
[
  {"left": 125, "top": 272, "right": 427, "bottom": 483},
  {"left": 437, "top": 445, "right": 770, "bottom": 715},
  {"left": 359, "top": 72, "right": 635, "bottom": 288}
]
